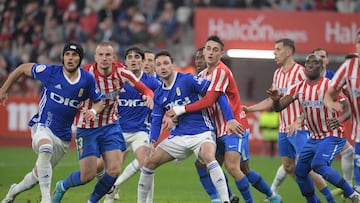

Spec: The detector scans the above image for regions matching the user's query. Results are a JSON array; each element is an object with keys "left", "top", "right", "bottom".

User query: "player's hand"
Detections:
[
  {"left": 0, "top": 89, "right": 8, "bottom": 106},
  {"left": 325, "top": 101, "right": 343, "bottom": 113},
  {"left": 84, "top": 109, "right": 97, "bottom": 121},
  {"left": 162, "top": 115, "right": 175, "bottom": 130},
  {"left": 266, "top": 89, "right": 281, "bottom": 102},
  {"left": 142, "top": 95, "right": 154, "bottom": 110},
  {"left": 326, "top": 117, "right": 341, "bottom": 130},
  {"left": 242, "top": 106, "right": 249, "bottom": 114},
  {"left": 286, "top": 118, "right": 301, "bottom": 137},
  {"left": 226, "top": 119, "right": 244, "bottom": 138}
]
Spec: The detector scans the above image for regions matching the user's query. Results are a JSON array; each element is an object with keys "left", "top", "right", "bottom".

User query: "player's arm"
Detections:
[
  {"left": 324, "top": 86, "right": 343, "bottom": 112},
  {"left": 125, "top": 73, "right": 154, "bottom": 109},
  {"left": 0, "top": 63, "right": 35, "bottom": 105},
  {"left": 326, "top": 97, "right": 351, "bottom": 130},
  {"left": 83, "top": 100, "right": 105, "bottom": 121},
  {"left": 149, "top": 104, "right": 164, "bottom": 145},
  {"left": 242, "top": 97, "right": 274, "bottom": 114},
  {"left": 169, "top": 90, "right": 221, "bottom": 116},
  {"left": 266, "top": 89, "right": 294, "bottom": 112}
]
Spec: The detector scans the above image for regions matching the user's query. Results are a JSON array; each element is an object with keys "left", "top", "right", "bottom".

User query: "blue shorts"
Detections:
[
  {"left": 75, "top": 122, "right": 126, "bottom": 160},
  {"left": 297, "top": 136, "right": 346, "bottom": 176},
  {"left": 215, "top": 129, "right": 250, "bottom": 162},
  {"left": 278, "top": 130, "right": 309, "bottom": 160}
]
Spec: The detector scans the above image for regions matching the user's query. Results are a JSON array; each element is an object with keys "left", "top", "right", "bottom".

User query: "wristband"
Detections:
[
  {"left": 338, "top": 116, "right": 344, "bottom": 123},
  {"left": 89, "top": 108, "right": 97, "bottom": 115},
  {"left": 173, "top": 105, "right": 186, "bottom": 116}
]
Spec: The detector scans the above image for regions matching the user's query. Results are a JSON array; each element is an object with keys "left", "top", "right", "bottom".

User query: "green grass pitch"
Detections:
[{"left": 0, "top": 147, "right": 353, "bottom": 202}]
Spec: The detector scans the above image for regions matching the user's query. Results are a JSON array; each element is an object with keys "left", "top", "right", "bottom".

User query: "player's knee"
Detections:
[
  {"left": 37, "top": 144, "right": 53, "bottom": 164},
  {"left": 283, "top": 163, "right": 295, "bottom": 174},
  {"left": 194, "top": 159, "right": 206, "bottom": 168}
]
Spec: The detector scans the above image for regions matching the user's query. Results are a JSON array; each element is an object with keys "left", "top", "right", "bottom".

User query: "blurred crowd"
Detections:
[{"left": 1, "top": 0, "right": 360, "bottom": 95}]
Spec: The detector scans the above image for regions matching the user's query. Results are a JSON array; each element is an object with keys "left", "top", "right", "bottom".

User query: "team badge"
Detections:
[
  {"left": 78, "top": 88, "right": 84, "bottom": 97},
  {"left": 176, "top": 87, "right": 181, "bottom": 96},
  {"left": 35, "top": 65, "right": 46, "bottom": 73}
]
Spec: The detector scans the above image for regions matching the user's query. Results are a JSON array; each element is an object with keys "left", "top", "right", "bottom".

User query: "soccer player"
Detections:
[
  {"left": 268, "top": 53, "right": 360, "bottom": 202},
  {"left": 324, "top": 30, "right": 360, "bottom": 192},
  {"left": 169, "top": 35, "right": 282, "bottom": 203},
  {"left": 1, "top": 43, "right": 104, "bottom": 203},
  {"left": 195, "top": 47, "right": 207, "bottom": 73},
  {"left": 313, "top": 48, "right": 354, "bottom": 195},
  {"left": 243, "top": 38, "right": 331, "bottom": 202},
  {"left": 137, "top": 50, "right": 233, "bottom": 203},
  {"left": 51, "top": 42, "right": 154, "bottom": 203},
  {"left": 142, "top": 50, "right": 157, "bottom": 77},
  {"left": 104, "top": 46, "right": 161, "bottom": 203}
]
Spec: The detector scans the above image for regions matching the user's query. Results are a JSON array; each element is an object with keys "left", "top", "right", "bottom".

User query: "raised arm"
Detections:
[{"left": 0, "top": 63, "right": 35, "bottom": 105}]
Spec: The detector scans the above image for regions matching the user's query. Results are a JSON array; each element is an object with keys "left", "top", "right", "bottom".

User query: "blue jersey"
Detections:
[
  {"left": 118, "top": 71, "right": 161, "bottom": 133},
  {"left": 150, "top": 72, "right": 215, "bottom": 142},
  {"left": 28, "top": 64, "right": 102, "bottom": 142}
]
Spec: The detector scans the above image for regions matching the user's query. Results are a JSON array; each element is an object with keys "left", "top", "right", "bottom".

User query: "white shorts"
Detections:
[
  {"left": 123, "top": 131, "right": 150, "bottom": 152},
  {"left": 31, "top": 124, "right": 70, "bottom": 167},
  {"left": 158, "top": 131, "right": 216, "bottom": 162}
]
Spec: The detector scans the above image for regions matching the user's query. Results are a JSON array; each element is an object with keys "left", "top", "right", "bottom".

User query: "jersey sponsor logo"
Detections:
[
  {"left": 118, "top": 99, "right": 147, "bottom": 107},
  {"left": 103, "top": 90, "right": 121, "bottom": 99},
  {"left": 50, "top": 92, "right": 81, "bottom": 108},
  {"left": 164, "top": 97, "right": 191, "bottom": 110},
  {"left": 35, "top": 65, "right": 46, "bottom": 73},
  {"left": 300, "top": 100, "right": 323, "bottom": 108}
]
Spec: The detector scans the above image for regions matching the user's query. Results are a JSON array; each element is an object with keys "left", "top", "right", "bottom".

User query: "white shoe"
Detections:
[
  {"left": 1, "top": 184, "right": 17, "bottom": 203},
  {"left": 104, "top": 185, "right": 119, "bottom": 203},
  {"left": 350, "top": 191, "right": 360, "bottom": 203}
]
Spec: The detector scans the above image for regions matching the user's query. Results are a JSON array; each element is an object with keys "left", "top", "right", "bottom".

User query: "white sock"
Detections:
[
  {"left": 271, "top": 165, "right": 288, "bottom": 192},
  {"left": 115, "top": 159, "right": 139, "bottom": 186},
  {"left": 145, "top": 178, "right": 154, "bottom": 203},
  {"left": 11, "top": 170, "right": 38, "bottom": 196},
  {"left": 137, "top": 167, "right": 154, "bottom": 203},
  {"left": 341, "top": 145, "right": 354, "bottom": 185},
  {"left": 207, "top": 160, "right": 230, "bottom": 202},
  {"left": 36, "top": 144, "right": 53, "bottom": 201}
]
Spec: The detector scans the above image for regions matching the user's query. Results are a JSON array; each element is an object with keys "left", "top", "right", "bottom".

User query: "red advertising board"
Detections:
[{"left": 194, "top": 9, "right": 360, "bottom": 54}]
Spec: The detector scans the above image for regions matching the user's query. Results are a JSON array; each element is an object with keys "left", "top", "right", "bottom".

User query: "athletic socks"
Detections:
[
  {"left": 207, "top": 161, "right": 230, "bottom": 202},
  {"left": 89, "top": 172, "right": 116, "bottom": 202},
  {"left": 36, "top": 144, "right": 53, "bottom": 201}
]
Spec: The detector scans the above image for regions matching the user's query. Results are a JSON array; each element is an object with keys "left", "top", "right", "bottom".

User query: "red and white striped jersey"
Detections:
[
  {"left": 272, "top": 63, "right": 307, "bottom": 133},
  {"left": 331, "top": 58, "right": 360, "bottom": 140},
  {"left": 198, "top": 61, "right": 248, "bottom": 137},
  {"left": 75, "top": 62, "right": 141, "bottom": 128},
  {"left": 288, "top": 77, "right": 345, "bottom": 139}
]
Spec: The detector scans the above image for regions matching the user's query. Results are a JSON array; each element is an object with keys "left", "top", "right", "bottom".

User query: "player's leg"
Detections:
[
  {"left": 197, "top": 133, "right": 230, "bottom": 203},
  {"left": 137, "top": 139, "right": 174, "bottom": 203},
  {"left": 311, "top": 137, "right": 359, "bottom": 200},
  {"left": 88, "top": 124, "right": 126, "bottom": 203},
  {"left": 270, "top": 164, "right": 288, "bottom": 193},
  {"left": 341, "top": 141, "right": 354, "bottom": 185},
  {"left": 222, "top": 134, "right": 253, "bottom": 203},
  {"left": 240, "top": 130, "right": 282, "bottom": 202},
  {"left": 52, "top": 127, "right": 100, "bottom": 202}
]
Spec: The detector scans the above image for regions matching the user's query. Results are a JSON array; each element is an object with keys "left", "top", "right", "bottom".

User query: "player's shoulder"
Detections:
[{"left": 33, "top": 64, "right": 61, "bottom": 73}]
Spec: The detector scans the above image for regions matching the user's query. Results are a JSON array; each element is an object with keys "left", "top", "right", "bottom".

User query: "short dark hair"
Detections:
[
  {"left": 312, "top": 47, "right": 328, "bottom": 57},
  {"left": 275, "top": 38, "right": 295, "bottom": 54},
  {"left": 155, "top": 50, "right": 174, "bottom": 63},
  {"left": 206, "top": 35, "right": 224, "bottom": 50},
  {"left": 125, "top": 46, "right": 144, "bottom": 60}
]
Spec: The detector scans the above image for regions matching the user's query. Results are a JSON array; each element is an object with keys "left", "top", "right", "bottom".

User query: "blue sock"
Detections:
[
  {"left": 63, "top": 170, "right": 83, "bottom": 190},
  {"left": 354, "top": 143, "right": 360, "bottom": 186},
  {"left": 320, "top": 186, "right": 335, "bottom": 203},
  {"left": 295, "top": 162, "right": 317, "bottom": 202},
  {"left": 235, "top": 177, "right": 253, "bottom": 203},
  {"left": 314, "top": 164, "right": 354, "bottom": 197},
  {"left": 196, "top": 166, "right": 219, "bottom": 200},
  {"left": 89, "top": 172, "right": 116, "bottom": 202},
  {"left": 246, "top": 170, "right": 272, "bottom": 197}
]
